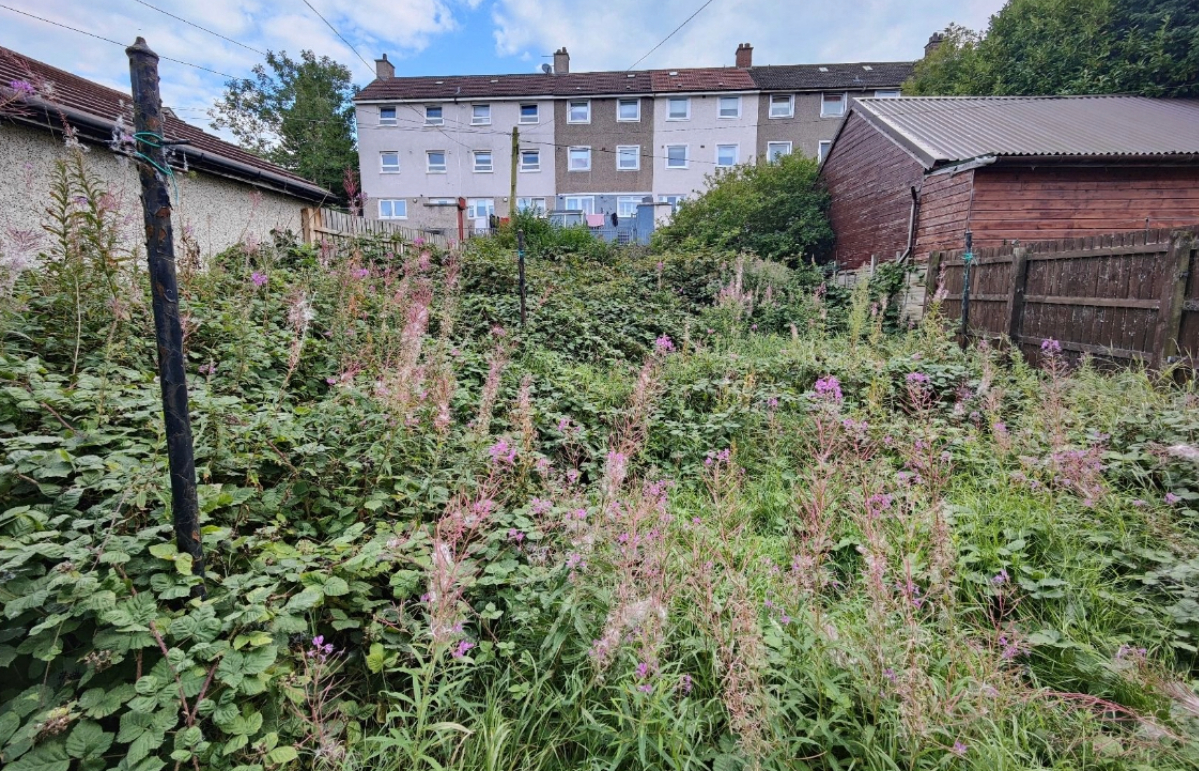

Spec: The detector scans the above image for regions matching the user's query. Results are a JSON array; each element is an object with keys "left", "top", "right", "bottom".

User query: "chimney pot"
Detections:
[
  {"left": 924, "top": 32, "right": 945, "bottom": 58},
  {"left": 735, "top": 42, "right": 753, "bottom": 68},
  {"left": 553, "top": 47, "right": 570, "bottom": 74},
  {"left": 375, "top": 53, "right": 394, "bottom": 80}
]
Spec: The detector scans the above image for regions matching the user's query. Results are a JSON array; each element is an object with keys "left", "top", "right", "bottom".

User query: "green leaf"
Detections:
[
  {"left": 66, "top": 721, "right": 113, "bottom": 760},
  {"left": 265, "top": 746, "right": 298, "bottom": 765},
  {"left": 321, "top": 576, "right": 349, "bottom": 596},
  {"left": 7, "top": 742, "right": 70, "bottom": 771},
  {"left": 366, "top": 643, "right": 386, "bottom": 674}
]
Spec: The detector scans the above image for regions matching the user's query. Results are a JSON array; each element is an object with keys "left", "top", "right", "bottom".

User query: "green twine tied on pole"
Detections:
[{"left": 131, "top": 131, "right": 180, "bottom": 203}]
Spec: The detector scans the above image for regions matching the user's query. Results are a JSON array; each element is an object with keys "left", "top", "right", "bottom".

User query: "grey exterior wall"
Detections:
[
  {"left": 552, "top": 194, "right": 653, "bottom": 217},
  {"left": 554, "top": 97, "right": 654, "bottom": 194},
  {"left": 756, "top": 91, "right": 887, "bottom": 159},
  {"left": 0, "top": 123, "right": 305, "bottom": 261}
]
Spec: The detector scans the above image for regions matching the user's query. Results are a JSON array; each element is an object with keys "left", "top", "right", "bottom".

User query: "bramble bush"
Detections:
[{"left": 3, "top": 151, "right": 1199, "bottom": 771}]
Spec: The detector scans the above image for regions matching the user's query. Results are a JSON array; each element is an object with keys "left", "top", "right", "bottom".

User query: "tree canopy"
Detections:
[
  {"left": 906, "top": 0, "right": 1199, "bottom": 97},
  {"left": 652, "top": 153, "right": 833, "bottom": 266},
  {"left": 210, "top": 50, "right": 357, "bottom": 201}
]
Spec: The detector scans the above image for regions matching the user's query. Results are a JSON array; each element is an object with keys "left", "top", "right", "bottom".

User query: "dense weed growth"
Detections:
[{"left": 3, "top": 155, "right": 1199, "bottom": 771}]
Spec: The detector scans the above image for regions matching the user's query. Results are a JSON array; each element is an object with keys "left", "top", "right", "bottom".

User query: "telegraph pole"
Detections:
[
  {"left": 127, "top": 38, "right": 205, "bottom": 597},
  {"left": 510, "top": 126, "right": 519, "bottom": 218}
]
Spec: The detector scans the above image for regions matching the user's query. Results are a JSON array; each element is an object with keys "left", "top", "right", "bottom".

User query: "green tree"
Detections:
[
  {"left": 210, "top": 50, "right": 358, "bottom": 200},
  {"left": 907, "top": 0, "right": 1199, "bottom": 97},
  {"left": 652, "top": 153, "right": 833, "bottom": 265}
]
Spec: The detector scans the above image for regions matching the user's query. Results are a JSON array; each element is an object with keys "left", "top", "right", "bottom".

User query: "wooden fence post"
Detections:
[
  {"left": 1005, "top": 246, "right": 1030, "bottom": 345},
  {"left": 923, "top": 251, "right": 942, "bottom": 309},
  {"left": 1154, "top": 231, "right": 1193, "bottom": 368},
  {"left": 301, "top": 207, "right": 314, "bottom": 244}
]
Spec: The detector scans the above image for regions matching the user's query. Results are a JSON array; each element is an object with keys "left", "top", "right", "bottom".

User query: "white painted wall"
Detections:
[
  {"left": 356, "top": 100, "right": 557, "bottom": 230},
  {"left": 650, "top": 92, "right": 759, "bottom": 200}
]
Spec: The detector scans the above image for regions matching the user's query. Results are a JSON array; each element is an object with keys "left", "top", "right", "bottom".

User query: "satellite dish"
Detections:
[{"left": 541, "top": 63, "right": 553, "bottom": 74}]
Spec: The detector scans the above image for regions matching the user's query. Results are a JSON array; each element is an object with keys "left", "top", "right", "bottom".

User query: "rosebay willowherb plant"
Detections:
[{"left": 3, "top": 152, "right": 1199, "bottom": 771}]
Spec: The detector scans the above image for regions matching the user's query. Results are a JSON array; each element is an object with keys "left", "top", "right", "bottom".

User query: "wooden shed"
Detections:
[{"left": 819, "top": 96, "right": 1199, "bottom": 270}]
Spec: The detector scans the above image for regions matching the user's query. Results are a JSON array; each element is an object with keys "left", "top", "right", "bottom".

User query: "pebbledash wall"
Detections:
[{"left": 0, "top": 123, "right": 305, "bottom": 260}]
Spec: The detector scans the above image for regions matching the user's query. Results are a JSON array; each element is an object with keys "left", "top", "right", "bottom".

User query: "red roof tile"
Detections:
[
  {"left": 1, "top": 46, "right": 331, "bottom": 201},
  {"left": 649, "top": 67, "right": 756, "bottom": 92},
  {"left": 357, "top": 70, "right": 654, "bottom": 101}
]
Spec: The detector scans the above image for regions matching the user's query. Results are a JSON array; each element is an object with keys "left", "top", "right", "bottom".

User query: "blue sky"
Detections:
[{"left": 2, "top": 0, "right": 1005, "bottom": 130}]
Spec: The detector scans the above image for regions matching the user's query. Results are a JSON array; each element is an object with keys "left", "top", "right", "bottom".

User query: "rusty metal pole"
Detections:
[
  {"left": 127, "top": 38, "right": 205, "bottom": 597},
  {"left": 959, "top": 230, "right": 973, "bottom": 350},
  {"left": 516, "top": 229, "right": 527, "bottom": 328}
]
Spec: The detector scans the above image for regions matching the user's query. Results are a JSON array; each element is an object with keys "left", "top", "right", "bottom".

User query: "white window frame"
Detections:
[
  {"left": 380, "top": 151, "right": 400, "bottom": 173},
  {"left": 769, "top": 94, "right": 794, "bottom": 119},
  {"left": 818, "top": 140, "right": 833, "bottom": 163},
  {"left": 471, "top": 104, "right": 492, "bottom": 124},
  {"left": 567, "top": 100, "right": 591, "bottom": 124},
  {"left": 821, "top": 92, "right": 847, "bottom": 118},
  {"left": 617, "top": 196, "right": 642, "bottom": 218},
  {"left": 425, "top": 105, "right": 444, "bottom": 125},
  {"left": 617, "top": 98, "right": 641, "bottom": 122},
  {"left": 616, "top": 145, "right": 640, "bottom": 171},
  {"left": 379, "top": 106, "right": 397, "bottom": 125},
  {"left": 426, "top": 150, "right": 447, "bottom": 173},
  {"left": 473, "top": 150, "right": 494, "bottom": 173},
  {"left": 874, "top": 89, "right": 901, "bottom": 99},
  {"left": 715, "top": 143, "right": 739, "bottom": 168},
  {"left": 718, "top": 96, "right": 741, "bottom": 119},
  {"left": 517, "top": 197, "right": 547, "bottom": 215},
  {"left": 467, "top": 198, "right": 495, "bottom": 220},
  {"left": 519, "top": 149, "right": 541, "bottom": 172},
  {"left": 519, "top": 103, "right": 539, "bottom": 124},
  {"left": 667, "top": 97, "right": 690, "bottom": 121},
  {"left": 658, "top": 194, "right": 685, "bottom": 212},
  {"left": 665, "top": 144, "right": 689, "bottom": 169},
  {"left": 378, "top": 199, "right": 407, "bottom": 219},
  {"left": 568, "top": 146, "right": 592, "bottom": 172},
  {"left": 766, "top": 141, "right": 792, "bottom": 163},
  {"left": 563, "top": 195, "right": 595, "bottom": 214}
]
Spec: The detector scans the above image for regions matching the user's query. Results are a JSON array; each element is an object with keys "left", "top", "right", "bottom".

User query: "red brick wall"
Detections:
[
  {"left": 969, "top": 166, "right": 1199, "bottom": 247},
  {"left": 822, "top": 112, "right": 924, "bottom": 270}
]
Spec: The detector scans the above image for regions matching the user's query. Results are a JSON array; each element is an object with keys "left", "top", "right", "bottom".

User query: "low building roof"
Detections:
[
  {"left": 748, "top": 61, "right": 913, "bottom": 91},
  {"left": 0, "top": 46, "right": 333, "bottom": 203},
  {"left": 851, "top": 95, "right": 1199, "bottom": 169}
]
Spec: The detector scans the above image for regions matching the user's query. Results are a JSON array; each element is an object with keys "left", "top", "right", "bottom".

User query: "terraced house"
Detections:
[{"left": 354, "top": 42, "right": 921, "bottom": 233}]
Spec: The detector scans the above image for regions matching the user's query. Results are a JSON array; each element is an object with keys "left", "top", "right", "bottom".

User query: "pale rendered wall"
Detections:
[
  {"left": 651, "top": 92, "right": 759, "bottom": 200},
  {"left": 0, "top": 123, "right": 304, "bottom": 261}
]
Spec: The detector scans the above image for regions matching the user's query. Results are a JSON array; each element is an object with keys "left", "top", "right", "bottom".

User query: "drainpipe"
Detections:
[{"left": 898, "top": 185, "right": 920, "bottom": 264}]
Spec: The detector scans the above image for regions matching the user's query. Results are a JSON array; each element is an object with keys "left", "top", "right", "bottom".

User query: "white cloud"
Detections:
[{"left": 492, "top": 0, "right": 1005, "bottom": 71}]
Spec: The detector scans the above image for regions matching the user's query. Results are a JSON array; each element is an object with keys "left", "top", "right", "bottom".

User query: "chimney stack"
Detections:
[
  {"left": 735, "top": 42, "right": 753, "bottom": 68},
  {"left": 375, "top": 53, "right": 394, "bottom": 80},
  {"left": 553, "top": 47, "right": 570, "bottom": 74},
  {"left": 924, "top": 32, "right": 945, "bottom": 58}
]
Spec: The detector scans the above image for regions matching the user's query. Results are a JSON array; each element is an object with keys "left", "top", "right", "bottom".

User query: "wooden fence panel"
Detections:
[
  {"left": 301, "top": 207, "right": 450, "bottom": 249},
  {"left": 925, "top": 225, "right": 1199, "bottom": 367}
]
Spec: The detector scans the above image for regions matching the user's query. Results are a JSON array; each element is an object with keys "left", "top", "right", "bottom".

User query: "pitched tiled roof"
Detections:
[
  {"left": 357, "top": 70, "right": 654, "bottom": 101},
  {"left": 649, "top": 67, "right": 756, "bottom": 92},
  {"left": 749, "top": 61, "right": 914, "bottom": 91},
  {"left": 0, "top": 46, "right": 332, "bottom": 202},
  {"left": 852, "top": 95, "right": 1199, "bottom": 169}
]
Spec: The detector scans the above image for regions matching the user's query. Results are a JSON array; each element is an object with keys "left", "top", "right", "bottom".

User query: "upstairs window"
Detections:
[
  {"left": 472, "top": 104, "right": 492, "bottom": 124},
  {"left": 520, "top": 103, "right": 539, "bottom": 123},
  {"left": 379, "top": 106, "right": 397, "bottom": 125},
  {"left": 520, "top": 149, "right": 541, "bottom": 172},
  {"left": 667, "top": 97, "right": 690, "bottom": 120},
  {"left": 718, "top": 96, "right": 740, "bottom": 118},
  {"left": 425, "top": 105, "right": 443, "bottom": 125},
  {"left": 766, "top": 141, "right": 792, "bottom": 163},
  {"left": 473, "top": 150, "right": 493, "bottom": 173},
  {"left": 568, "top": 100, "right": 591, "bottom": 123},
  {"left": 618, "top": 99, "right": 640, "bottom": 121},
  {"left": 818, "top": 140, "right": 833, "bottom": 163},
  {"left": 716, "top": 144, "right": 738, "bottom": 167},
  {"left": 821, "top": 92, "right": 847, "bottom": 118},
  {"left": 665, "top": 144, "right": 688, "bottom": 168},
  {"left": 426, "top": 150, "right": 446, "bottom": 173},
  {"left": 380, "top": 151, "right": 400, "bottom": 173},
  {"left": 616, "top": 145, "right": 640, "bottom": 170},
  {"left": 769, "top": 94, "right": 794, "bottom": 118},
  {"left": 568, "top": 146, "right": 592, "bottom": 171},
  {"left": 874, "top": 89, "right": 901, "bottom": 99}
]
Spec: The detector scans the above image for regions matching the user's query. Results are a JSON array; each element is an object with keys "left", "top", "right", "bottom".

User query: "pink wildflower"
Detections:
[{"left": 251, "top": 271, "right": 268, "bottom": 287}]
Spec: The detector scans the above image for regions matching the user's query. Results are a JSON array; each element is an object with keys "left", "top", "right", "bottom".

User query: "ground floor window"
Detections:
[
  {"left": 517, "top": 197, "right": 547, "bottom": 215},
  {"left": 467, "top": 198, "right": 495, "bottom": 220},
  {"left": 379, "top": 199, "right": 407, "bottom": 219},
  {"left": 563, "top": 196, "right": 595, "bottom": 214},
  {"left": 617, "top": 196, "right": 643, "bottom": 218},
  {"left": 658, "top": 195, "right": 686, "bottom": 213}
]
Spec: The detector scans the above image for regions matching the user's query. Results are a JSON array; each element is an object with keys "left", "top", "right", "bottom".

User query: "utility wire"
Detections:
[
  {"left": 0, "top": 4, "right": 238, "bottom": 79},
  {"left": 300, "top": 0, "right": 374, "bottom": 77},
  {"left": 626, "top": 0, "right": 716, "bottom": 71},
  {"left": 130, "top": 0, "right": 268, "bottom": 56}
]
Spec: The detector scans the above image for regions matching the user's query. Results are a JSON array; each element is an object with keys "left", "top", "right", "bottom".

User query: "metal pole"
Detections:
[
  {"left": 517, "top": 229, "right": 527, "bottom": 328},
  {"left": 959, "top": 230, "right": 973, "bottom": 350},
  {"left": 127, "top": 38, "right": 205, "bottom": 597}
]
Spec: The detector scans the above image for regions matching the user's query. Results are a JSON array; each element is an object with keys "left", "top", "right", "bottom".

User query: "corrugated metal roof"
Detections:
[
  {"left": 0, "top": 46, "right": 332, "bottom": 200},
  {"left": 855, "top": 96, "right": 1199, "bottom": 168},
  {"left": 748, "top": 61, "right": 913, "bottom": 91}
]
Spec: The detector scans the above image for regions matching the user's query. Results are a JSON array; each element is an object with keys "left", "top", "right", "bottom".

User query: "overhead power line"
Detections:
[
  {"left": 300, "top": 0, "right": 374, "bottom": 77},
  {"left": 130, "top": 0, "right": 268, "bottom": 56},
  {"left": 627, "top": 0, "right": 717, "bottom": 71},
  {"left": 0, "top": 4, "right": 238, "bottom": 79}
]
